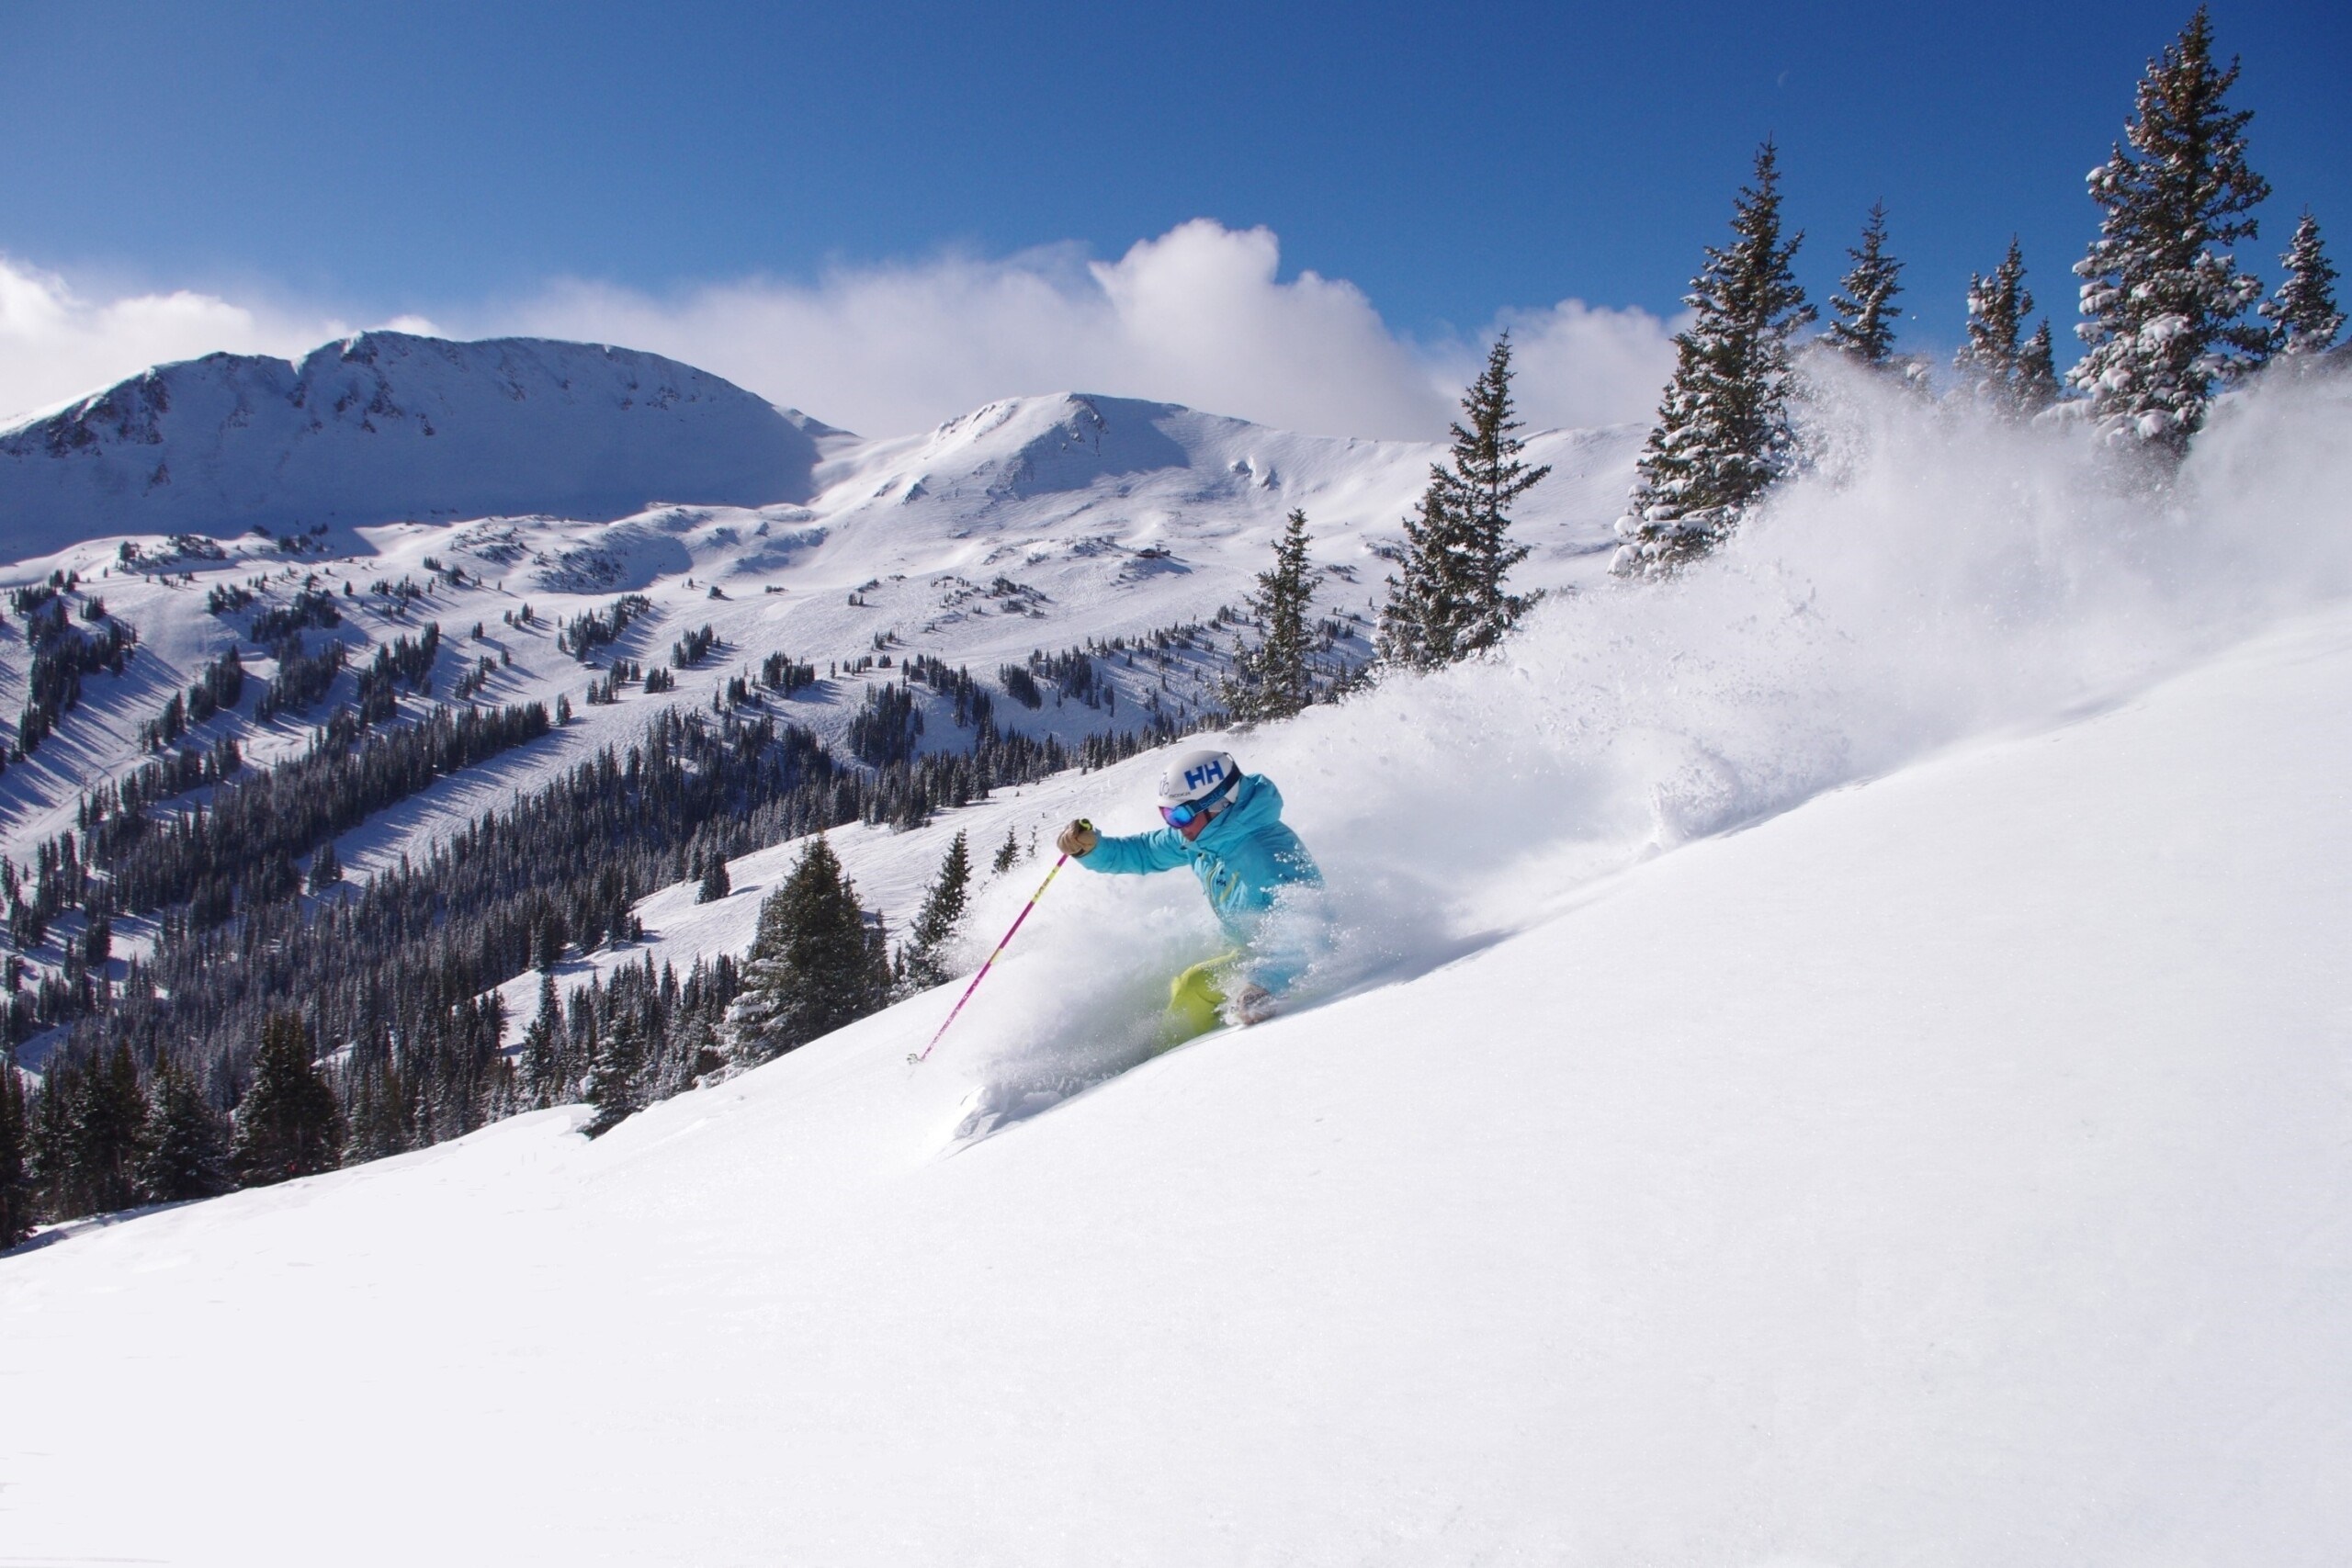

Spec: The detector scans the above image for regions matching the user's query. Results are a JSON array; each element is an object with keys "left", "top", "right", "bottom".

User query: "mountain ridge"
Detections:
[{"left": 0, "top": 332, "right": 830, "bottom": 557}]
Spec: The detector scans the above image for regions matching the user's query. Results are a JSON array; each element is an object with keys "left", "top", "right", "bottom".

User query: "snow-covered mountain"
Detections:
[
  {"left": 0, "top": 374, "right": 1639, "bottom": 885},
  {"left": 0, "top": 333, "right": 829, "bottom": 557}
]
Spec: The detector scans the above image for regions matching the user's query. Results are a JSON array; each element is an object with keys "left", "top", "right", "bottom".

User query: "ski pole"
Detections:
[{"left": 908, "top": 831, "right": 1080, "bottom": 1066}]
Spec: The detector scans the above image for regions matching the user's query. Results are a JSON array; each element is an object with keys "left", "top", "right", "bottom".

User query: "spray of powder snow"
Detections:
[{"left": 934, "top": 362, "right": 2352, "bottom": 1135}]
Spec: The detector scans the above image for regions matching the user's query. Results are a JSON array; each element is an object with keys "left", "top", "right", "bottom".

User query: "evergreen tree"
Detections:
[
  {"left": 2017, "top": 321, "right": 2062, "bottom": 413},
  {"left": 727, "top": 837, "right": 890, "bottom": 1066},
  {"left": 898, "top": 831, "right": 973, "bottom": 992},
  {"left": 582, "top": 1010, "right": 644, "bottom": 1137},
  {"left": 536, "top": 908, "right": 569, "bottom": 972},
  {"left": 137, "top": 1058, "right": 230, "bottom": 1202},
  {"left": 1617, "top": 141, "right": 1816, "bottom": 575},
  {"left": 1823, "top": 201, "right": 1905, "bottom": 368},
  {"left": 230, "top": 1013, "right": 342, "bottom": 1186},
  {"left": 2260, "top": 209, "right": 2344, "bottom": 358},
  {"left": 0, "top": 1050, "right": 33, "bottom": 1246},
  {"left": 519, "top": 973, "right": 563, "bottom": 1108},
  {"left": 2070, "top": 5, "right": 2270, "bottom": 461},
  {"left": 1226, "top": 510, "right": 1318, "bottom": 718},
  {"left": 29, "top": 1062, "right": 81, "bottom": 1218},
  {"left": 1378, "top": 335, "right": 1549, "bottom": 666},
  {"left": 76, "top": 1042, "right": 149, "bottom": 1213},
  {"left": 306, "top": 840, "right": 343, "bottom": 894},
  {"left": 697, "top": 853, "right": 732, "bottom": 903},
  {"left": 1954, "top": 240, "right": 2062, "bottom": 416},
  {"left": 342, "top": 1059, "right": 409, "bottom": 1164},
  {"left": 1374, "top": 489, "right": 1454, "bottom": 671},
  {"left": 991, "top": 826, "right": 1021, "bottom": 875}
]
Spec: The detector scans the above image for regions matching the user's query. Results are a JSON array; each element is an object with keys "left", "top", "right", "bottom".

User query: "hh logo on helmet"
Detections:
[{"left": 1184, "top": 760, "right": 1227, "bottom": 792}]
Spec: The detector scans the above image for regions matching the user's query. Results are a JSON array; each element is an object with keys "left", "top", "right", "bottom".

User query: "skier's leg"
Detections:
[{"left": 1163, "top": 958, "right": 1230, "bottom": 1046}]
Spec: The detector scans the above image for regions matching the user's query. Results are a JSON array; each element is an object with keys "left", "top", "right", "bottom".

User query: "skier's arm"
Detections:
[{"left": 1076, "top": 826, "right": 1192, "bottom": 875}]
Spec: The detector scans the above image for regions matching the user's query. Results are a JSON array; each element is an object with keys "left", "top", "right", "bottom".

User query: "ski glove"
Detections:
[{"left": 1057, "top": 819, "right": 1099, "bottom": 857}]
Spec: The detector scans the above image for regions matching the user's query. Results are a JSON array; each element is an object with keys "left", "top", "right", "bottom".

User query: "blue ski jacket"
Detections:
[{"left": 1077, "top": 773, "right": 1324, "bottom": 987}]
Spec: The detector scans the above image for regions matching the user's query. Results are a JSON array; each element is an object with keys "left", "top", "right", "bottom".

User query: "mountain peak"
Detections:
[{"left": 0, "top": 333, "right": 828, "bottom": 558}]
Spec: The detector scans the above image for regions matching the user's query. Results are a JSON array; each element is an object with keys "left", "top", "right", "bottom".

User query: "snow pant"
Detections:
[{"left": 1164, "top": 953, "right": 1241, "bottom": 1046}]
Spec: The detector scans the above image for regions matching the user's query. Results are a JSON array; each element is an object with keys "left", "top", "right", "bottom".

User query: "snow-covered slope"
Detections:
[
  {"left": 4, "top": 596, "right": 2346, "bottom": 1567},
  {"left": 0, "top": 332, "right": 828, "bottom": 555},
  {"left": 0, "top": 378, "right": 1638, "bottom": 886},
  {"left": 6, "top": 350, "right": 2352, "bottom": 1562}
]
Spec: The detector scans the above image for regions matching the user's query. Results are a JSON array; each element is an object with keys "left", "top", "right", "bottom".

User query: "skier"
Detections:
[{"left": 1055, "top": 746, "right": 1324, "bottom": 1038}]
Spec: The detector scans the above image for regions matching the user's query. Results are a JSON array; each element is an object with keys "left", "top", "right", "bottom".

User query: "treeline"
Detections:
[
  {"left": 1616, "top": 7, "right": 2342, "bottom": 573},
  {"left": 78, "top": 697, "right": 552, "bottom": 928}
]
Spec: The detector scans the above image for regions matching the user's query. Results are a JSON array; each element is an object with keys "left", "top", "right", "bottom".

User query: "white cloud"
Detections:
[
  {"left": 0, "top": 223, "right": 1679, "bottom": 441},
  {"left": 488, "top": 220, "right": 1679, "bottom": 440},
  {"left": 1483, "top": 298, "right": 1680, "bottom": 432},
  {"left": 0, "top": 254, "right": 367, "bottom": 425}
]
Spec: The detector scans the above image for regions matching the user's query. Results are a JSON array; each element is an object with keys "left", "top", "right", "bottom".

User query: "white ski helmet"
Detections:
[{"left": 1156, "top": 746, "right": 1241, "bottom": 814}]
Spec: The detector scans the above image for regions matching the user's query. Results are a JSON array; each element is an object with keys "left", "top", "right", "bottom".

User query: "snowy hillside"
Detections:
[
  {"left": 2, "top": 336, "right": 2349, "bottom": 1562},
  {"left": 0, "top": 377, "right": 1637, "bottom": 892},
  {"left": 0, "top": 332, "right": 829, "bottom": 556},
  {"left": 4, "top": 589, "right": 2346, "bottom": 1566}
]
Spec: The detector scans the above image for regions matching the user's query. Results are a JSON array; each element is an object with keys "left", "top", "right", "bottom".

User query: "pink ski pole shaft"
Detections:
[{"left": 908, "top": 849, "right": 1072, "bottom": 1066}]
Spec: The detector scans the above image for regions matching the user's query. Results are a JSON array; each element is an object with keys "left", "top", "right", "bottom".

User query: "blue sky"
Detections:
[{"left": 2, "top": 0, "right": 2345, "bottom": 435}]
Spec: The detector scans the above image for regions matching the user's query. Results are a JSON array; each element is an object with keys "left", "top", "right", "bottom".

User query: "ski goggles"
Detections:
[{"left": 1159, "top": 771, "right": 1239, "bottom": 828}]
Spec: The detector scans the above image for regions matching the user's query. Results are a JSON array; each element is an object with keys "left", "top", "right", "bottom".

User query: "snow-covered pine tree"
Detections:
[
  {"left": 1616, "top": 141, "right": 1815, "bottom": 575},
  {"left": 582, "top": 1009, "right": 645, "bottom": 1138},
  {"left": 898, "top": 830, "right": 973, "bottom": 992},
  {"left": 0, "top": 1050, "right": 32, "bottom": 1246},
  {"left": 1823, "top": 201, "right": 1905, "bottom": 369},
  {"left": 1954, "top": 240, "right": 2061, "bottom": 416},
  {"left": 2017, "top": 321, "right": 2062, "bottom": 413},
  {"left": 727, "top": 836, "right": 889, "bottom": 1067},
  {"left": 306, "top": 840, "right": 342, "bottom": 894},
  {"left": 2070, "top": 5, "right": 2270, "bottom": 462},
  {"left": 697, "top": 852, "right": 732, "bottom": 903},
  {"left": 2260, "top": 209, "right": 2344, "bottom": 358},
  {"left": 1374, "top": 489, "right": 1457, "bottom": 671},
  {"left": 1439, "top": 337, "right": 1547, "bottom": 655},
  {"left": 1380, "top": 335, "right": 1549, "bottom": 665},
  {"left": 991, "top": 826, "right": 1021, "bottom": 875},
  {"left": 1956, "top": 239, "right": 2032, "bottom": 409},
  {"left": 231, "top": 1014, "right": 342, "bottom": 1185},
  {"left": 137, "top": 1058, "right": 230, "bottom": 1202},
  {"left": 1227, "top": 509, "right": 1318, "bottom": 718}
]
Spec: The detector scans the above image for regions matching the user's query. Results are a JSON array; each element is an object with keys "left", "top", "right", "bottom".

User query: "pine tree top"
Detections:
[
  {"left": 1957, "top": 239, "right": 2044, "bottom": 413},
  {"left": 2069, "top": 5, "right": 2271, "bottom": 455},
  {"left": 2263, "top": 209, "right": 2345, "bottom": 355},
  {"left": 1381, "top": 335, "right": 1548, "bottom": 667},
  {"left": 1618, "top": 141, "right": 1813, "bottom": 572},
  {"left": 1824, "top": 201, "right": 1905, "bottom": 368}
]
